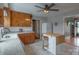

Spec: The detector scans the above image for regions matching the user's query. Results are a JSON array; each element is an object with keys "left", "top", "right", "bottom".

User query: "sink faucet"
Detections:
[
  {"left": 4, "top": 28, "right": 11, "bottom": 34},
  {"left": 1, "top": 28, "right": 10, "bottom": 38}
]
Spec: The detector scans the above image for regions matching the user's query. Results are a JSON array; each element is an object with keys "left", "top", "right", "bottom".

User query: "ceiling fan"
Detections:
[{"left": 35, "top": 3, "right": 59, "bottom": 14}]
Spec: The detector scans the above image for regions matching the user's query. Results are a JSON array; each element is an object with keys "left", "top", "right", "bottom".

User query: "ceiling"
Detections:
[{"left": 1, "top": 3, "right": 79, "bottom": 17}]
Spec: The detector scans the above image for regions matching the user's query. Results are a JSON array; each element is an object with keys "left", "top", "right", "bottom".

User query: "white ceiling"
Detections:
[
  {"left": 48, "top": 3, "right": 79, "bottom": 16},
  {"left": 1, "top": 3, "right": 79, "bottom": 17},
  {"left": 9, "top": 3, "right": 49, "bottom": 17}
]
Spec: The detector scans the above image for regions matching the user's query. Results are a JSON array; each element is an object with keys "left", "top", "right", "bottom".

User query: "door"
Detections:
[{"left": 42, "top": 23, "right": 47, "bottom": 34}]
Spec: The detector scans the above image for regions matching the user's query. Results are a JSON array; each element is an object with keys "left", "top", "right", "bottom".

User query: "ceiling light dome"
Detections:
[{"left": 43, "top": 10, "right": 48, "bottom": 13}]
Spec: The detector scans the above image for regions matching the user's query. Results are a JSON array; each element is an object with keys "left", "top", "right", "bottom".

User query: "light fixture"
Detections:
[
  {"left": 43, "top": 10, "right": 48, "bottom": 14},
  {"left": 25, "top": 19, "right": 30, "bottom": 21}
]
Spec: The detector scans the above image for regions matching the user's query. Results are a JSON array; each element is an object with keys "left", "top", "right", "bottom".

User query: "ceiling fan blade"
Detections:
[
  {"left": 49, "top": 9, "right": 59, "bottom": 11},
  {"left": 37, "top": 10, "right": 43, "bottom": 12},
  {"left": 45, "top": 4, "right": 48, "bottom": 8},
  {"left": 35, "top": 5, "right": 44, "bottom": 9},
  {"left": 48, "top": 3, "right": 55, "bottom": 9}
]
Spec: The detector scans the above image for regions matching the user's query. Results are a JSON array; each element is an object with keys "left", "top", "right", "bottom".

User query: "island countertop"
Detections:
[{"left": 43, "top": 32, "right": 64, "bottom": 37}]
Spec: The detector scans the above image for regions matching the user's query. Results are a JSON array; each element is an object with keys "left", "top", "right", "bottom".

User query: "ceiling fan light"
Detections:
[{"left": 43, "top": 10, "right": 48, "bottom": 13}]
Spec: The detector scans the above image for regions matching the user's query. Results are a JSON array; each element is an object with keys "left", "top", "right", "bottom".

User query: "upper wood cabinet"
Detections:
[
  {"left": 0, "top": 7, "right": 32, "bottom": 27},
  {"left": 10, "top": 10, "right": 32, "bottom": 27},
  {"left": 0, "top": 8, "right": 4, "bottom": 27}
]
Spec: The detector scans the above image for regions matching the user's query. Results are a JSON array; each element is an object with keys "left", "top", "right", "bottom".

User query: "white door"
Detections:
[{"left": 42, "top": 23, "right": 47, "bottom": 34}]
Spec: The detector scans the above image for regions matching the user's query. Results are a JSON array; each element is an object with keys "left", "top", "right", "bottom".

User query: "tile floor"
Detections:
[
  {"left": 24, "top": 40, "right": 52, "bottom": 55},
  {"left": 24, "top": 38, "right": 79, "bottom": 55},
  {"left": 56, "top": 43, "right": 79, "bottom": 55},
  {"left": 57, "top": 37, "right": 79, "bottom": 55}
]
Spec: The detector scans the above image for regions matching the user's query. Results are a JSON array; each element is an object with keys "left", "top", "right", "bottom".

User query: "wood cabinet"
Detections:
[
  {"left": 0, "top": 8, "right": 4, "bottom": 27},
  {"left": 10, "top": 10, "right": 32, "bottom": 27},
  {"left": 18, "top": 33, "right": 36, "bottom": 44},
  {"left": 0, "top": 8, "right": 32, "bottom": 27},
  {"left": 56, "top": 35, "right": 65, "bottom": 45}
]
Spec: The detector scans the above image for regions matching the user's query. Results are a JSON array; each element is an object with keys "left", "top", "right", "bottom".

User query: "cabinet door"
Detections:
[
  {"left": 11, "top": 11, "right": 32, "bottom": 27},
  {"left": 18, "top": 34, "right": 26, "bottom": 44},
  {"left": 25, "top": 34, "right": 30, "bottom": 44},
  {"left": 0, "top": 8, "right": 4, "bottom": 26},
  {"left": 29, "top": 33, "right": 35, "bottom": 42},
  {"left": 24, "top": 14, "right": 32, "bottom": 27},
  {"left": 18, "top": 33, "right": 36, "bottom": 44},
  {"left": 18, "top": 34, "right": 31, "bottom": 44}
]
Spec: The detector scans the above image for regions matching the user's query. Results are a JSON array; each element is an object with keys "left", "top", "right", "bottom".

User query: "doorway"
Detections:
[
  {"left": 32, "top": 20, "right": 40, "bottom": 39},
  {"left": 65, "top": 17, "right": 75, "bottom": 39},
  {"left": 65, "top": 17, "right": 79, "bottom": 46}
]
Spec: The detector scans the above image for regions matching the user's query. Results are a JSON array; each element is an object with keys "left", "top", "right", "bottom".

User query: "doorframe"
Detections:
[
  {"left": 64, "top": 16, "right": 79, "bottom": 39},
  {"left": 74, "top": 19, "right": 79, "bottom": 37},
  {"left": 32, "top": 19, "right": 42, "bottom": 39},
  {"left": 64, "top": 16, "right": 72, "bottom": 40}
]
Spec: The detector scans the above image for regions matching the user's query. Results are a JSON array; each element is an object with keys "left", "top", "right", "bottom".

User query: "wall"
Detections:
[
  {"left": 32, "top": 16, "right": 48, "bottom": 22},
  {"left": 48, "top": 15, "right": 64, "bottom": 35},
  {"left": 47, "top": 9, "right": 79, "bottom": 35}
]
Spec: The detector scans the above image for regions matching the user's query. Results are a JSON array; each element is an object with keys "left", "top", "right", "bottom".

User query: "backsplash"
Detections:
[{"left": 7, "top": 27, "right": 33, "bottom": 32}]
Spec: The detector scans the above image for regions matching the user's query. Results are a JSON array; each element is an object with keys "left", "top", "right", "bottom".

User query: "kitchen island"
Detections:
[{"left": 42, "top": 32, "right": 65, "bottom": 55}]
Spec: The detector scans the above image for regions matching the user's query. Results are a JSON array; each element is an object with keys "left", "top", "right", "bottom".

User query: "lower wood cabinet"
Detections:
[{"left": 18, "top": 33, "right": 36, "bottom": 44}]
